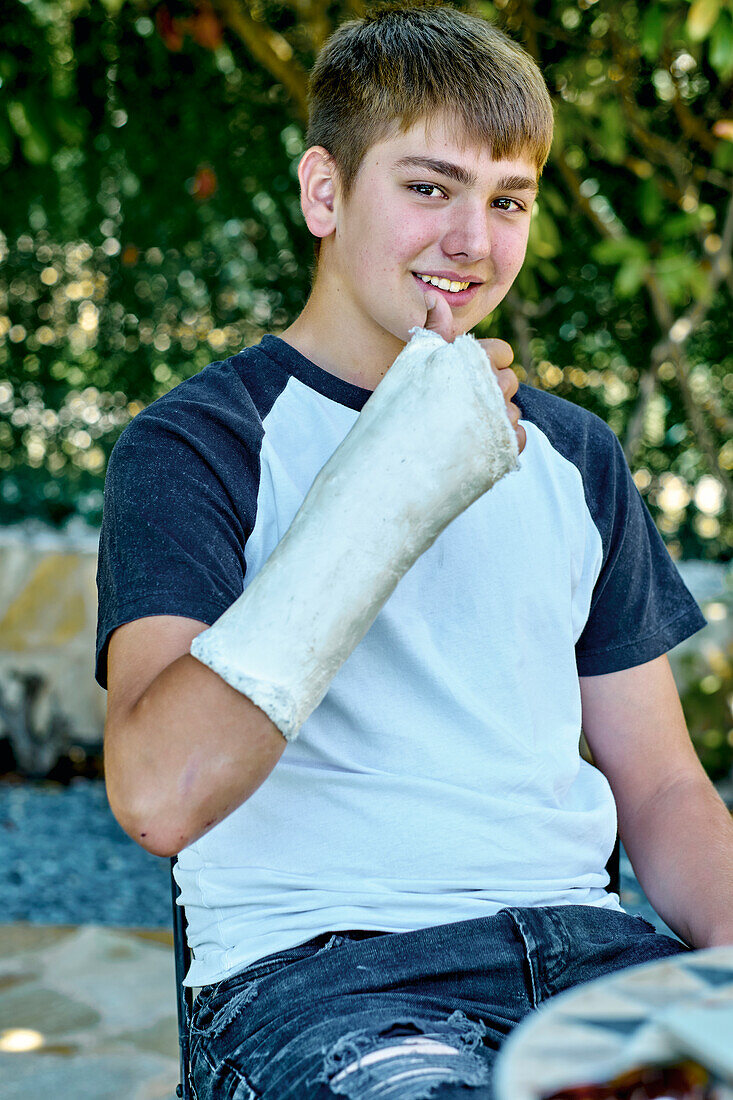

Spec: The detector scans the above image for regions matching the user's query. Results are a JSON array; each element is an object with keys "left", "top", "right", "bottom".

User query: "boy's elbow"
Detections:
[
  {"left": 139, "top": 832, "right": 184, "bottom": 859},
  {"left": 113, "top": 803, "right": 189, "bottom": 858},
  {"left": 103, "top": 716, "right": 194, "bottom": 856},
  {"left": 105, "top": 775, "right": 190, "bottom": 858}
]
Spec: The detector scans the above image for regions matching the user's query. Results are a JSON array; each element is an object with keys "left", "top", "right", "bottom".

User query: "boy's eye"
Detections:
[
  {"left": 408, "top": 183, "right": 447, "bottom": 199},
  {"left": 408, "top": 185, "right": 526, "bottom": 212},
  {"left": 492, "top": 197, "right": 525, "bottom": 212}
]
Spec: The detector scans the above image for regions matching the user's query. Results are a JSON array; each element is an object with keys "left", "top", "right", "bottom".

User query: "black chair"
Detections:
[
  {"left": 170, "top": 843, "right": 622, "bottom": 1099},
  {"left": 607, "top": 833, "right": 620, "bottom": 900},
  {"left": 171, "top": 857, "right": 194, "bottom": 1100}
]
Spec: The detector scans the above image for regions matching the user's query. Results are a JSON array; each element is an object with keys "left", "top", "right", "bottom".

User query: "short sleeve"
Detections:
[
  {"left": 95, "top": 393, "right": 260, "bottom": 690},
  {"left": 575, "top": 429, "right": 707, "bottom": 676}
]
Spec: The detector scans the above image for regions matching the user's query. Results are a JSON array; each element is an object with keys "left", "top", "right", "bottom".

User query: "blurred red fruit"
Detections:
[
  {"left": 190, "top": 5, "right": 224, "bottom": 50},
  {"left": 191, "top": 166, "right": 218, "bottom": 201},
  {"left": 156, "top": 3, "right": 223, "bottom": 51},
  {"left": 156, "top": 6, "right": 184, "bottom": 51}
]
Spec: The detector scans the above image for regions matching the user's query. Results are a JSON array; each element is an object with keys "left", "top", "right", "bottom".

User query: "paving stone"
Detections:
[
  {"left": 117, "top": 1015, "right": 180, "bottom": 1060},
  {"left": 127, "top": 929, "right": 175, "bottom": 948},
  {"left": 0, "top": 1050, "right": 178, "bottom": 1099},
  {"left": 0, "top": 924, "right": 76, "bottom": 957},
  {"left": 0, "top": 924, "right": 179, "bottom": 1097},
  {"left": 0, "top": 986, "right": 101, "bottom": 1035},
  {"left": 39, "top": 925, "right": 178, "bottom": 1029},
  {"left": 0, "top": 972, "right": 35, "bottom": 994}
]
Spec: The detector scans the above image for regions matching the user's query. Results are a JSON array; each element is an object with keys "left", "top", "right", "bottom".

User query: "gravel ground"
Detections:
[
  {"left": 0, "top": 778, "right": 677, "bottom": 937},
  {"left": 0, "top": 779, "right": 171, "bottom": 927}
]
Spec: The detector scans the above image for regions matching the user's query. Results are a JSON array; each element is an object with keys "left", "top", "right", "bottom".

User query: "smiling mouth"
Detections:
[
  {"left": 411, "top": 272, "right": 482, "bottom": 304},
  {"left": 412, "top": 273, "right": 480, "bottom": 292}
]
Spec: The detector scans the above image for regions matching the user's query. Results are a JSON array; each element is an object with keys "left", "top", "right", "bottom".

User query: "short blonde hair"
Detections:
[{"left": 306, "top": 1, "right": 554, "bottom": 261}]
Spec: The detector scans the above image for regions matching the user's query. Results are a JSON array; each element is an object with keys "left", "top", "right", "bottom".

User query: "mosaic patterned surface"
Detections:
[{"left": 0, "top": 924, "right": 179, "bottom": 1099}]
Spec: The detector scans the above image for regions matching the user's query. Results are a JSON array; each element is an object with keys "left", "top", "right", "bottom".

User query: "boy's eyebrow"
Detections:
[
  {"left": 392, "top": 155, "right": 538, "bottom": 194},
  {"left": 497, "top": 173, "right": 539, "bottom": 195}
]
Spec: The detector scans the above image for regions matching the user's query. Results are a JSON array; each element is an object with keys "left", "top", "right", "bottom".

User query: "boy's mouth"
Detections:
[{"left": 411, "top": 272, "right": 482, "bottom": 307}]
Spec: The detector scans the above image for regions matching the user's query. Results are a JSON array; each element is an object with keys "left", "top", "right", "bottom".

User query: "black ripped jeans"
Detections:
[{"left": 187, "top": 905, "right": 687, "bottom": 1100}]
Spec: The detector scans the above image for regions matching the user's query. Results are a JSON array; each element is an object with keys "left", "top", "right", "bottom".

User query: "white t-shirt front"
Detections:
[{"left": 95, "top": 334, "right": 707, "bottom": 987}]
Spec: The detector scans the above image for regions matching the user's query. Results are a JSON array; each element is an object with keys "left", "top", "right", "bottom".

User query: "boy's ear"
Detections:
[{"left": 297, "top": 146, "right": 338, "bottom": 243}]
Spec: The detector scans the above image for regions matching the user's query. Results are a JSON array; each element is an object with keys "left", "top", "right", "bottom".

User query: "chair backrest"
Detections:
[
  {"left": 170, "top": 857, "right": 193, "bottom": 1100},
  {"left": 607, "top": 834, "right": 621, "bottom": 897},
  {"left": 169, "top": 841, "right": 622, "bottom": 1095}
]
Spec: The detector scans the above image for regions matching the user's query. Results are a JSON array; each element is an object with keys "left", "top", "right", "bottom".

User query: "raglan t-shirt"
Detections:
[{"left": 95, "top": 334, "right": 707, "bottom": 987}]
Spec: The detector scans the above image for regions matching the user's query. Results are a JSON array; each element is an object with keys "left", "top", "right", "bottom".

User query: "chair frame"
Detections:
[
  {"left": 171, "top": 857, "right": 194, "bottom": 1100},
  {"left": 170, "top": 841, "right": 622, "bottom": 1098}
]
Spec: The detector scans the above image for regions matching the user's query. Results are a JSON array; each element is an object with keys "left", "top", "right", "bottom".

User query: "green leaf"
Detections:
[
  {"left": 686, "top": 265, "right": 711, "bottom": 298},
  {"left": 713, "top": 139, "right": 733, "bottom": 171},
  {"left": 529, "top": 205, "right": 561, "bottom": 259},
  {"left": 7, "top": 100, "right": 31, "bottom": 139},
  {"left": 515, "top": 263, "right": 539, "bottom": 299},
  {"left": 640, "top": 4, "right": 667, "bottom": 58},
  {"left": 551, "top": 107, "right": 567, "bottom": 154},
  {"left": 0, "top": 112, "right": 12, "bottom": 163},
  {"left": 537, "top": 259, "right": 560, "bottom": 284},
  {"left": 640, "top": 179, "right": 665, "bottom": 225},
  {"left": 660, "top": 212, "right": 702, "bottom": 239},
  {"left": 710, "top": 12, "right": 733, "bottom": 79},
  {"left": 475, "top": 2, "right": 499, "bottom": 24},
  {"left": 21, "top": 131, "right": 51, "bottom": 164},
  {"left": 540, "top": 183, "right": 567, "bottom": 217},
  {"left": 7, "top": 99, "right": 52, "bottom": 164},
  {"left": 53, "top": 103, "right": 85, "bottom": 147},
  {"left": 593, "top": 237, "right": 649, "bottom": 265},
  {"left": 654, "top": 253, "right": 705, "bottom": 305},
  {"left": 655, "top": 252, "right": 692, "bottom": 274},
  {"left": 687, "top": 0, "right": 722, "bottom": 41},
  {"left": 599, "top": 100, "right": 626, "bottom": 165},
  {"left": 615, "top": 257, "right": 648, "bottom": 298},
  {"left": 0, "top": 56, "right": 18, "bottom": 83}
]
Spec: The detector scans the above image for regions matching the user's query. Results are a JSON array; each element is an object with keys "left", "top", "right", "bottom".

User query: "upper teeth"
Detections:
[{"left": 417, "top": 274, "right": 471, "bottom": 293}]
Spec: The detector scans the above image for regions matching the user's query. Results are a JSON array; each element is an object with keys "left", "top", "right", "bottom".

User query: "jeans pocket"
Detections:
[
  {"left": 190, "top": 932, "right": 343, "bottom": 1043},
  {"left": 190, "top": 978, "right": 261, "bottom": 1043}
]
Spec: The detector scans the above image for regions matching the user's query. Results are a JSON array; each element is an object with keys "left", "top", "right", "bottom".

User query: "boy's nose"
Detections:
[{"left": 442, "top": 208, "right": 492, "bottom": 261}]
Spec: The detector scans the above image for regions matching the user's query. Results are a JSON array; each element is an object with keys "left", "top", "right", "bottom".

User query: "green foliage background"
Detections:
[
  {"left": 0, "top": 0, "right": 731, "bottom": 774},
  {"left": 1, "top": 0, "right": 731, "bottom": 555}
]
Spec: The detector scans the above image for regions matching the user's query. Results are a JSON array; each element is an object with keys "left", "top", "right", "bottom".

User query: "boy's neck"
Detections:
[{"left": 277, "top": 270, "right": 409, "bottom": 392}]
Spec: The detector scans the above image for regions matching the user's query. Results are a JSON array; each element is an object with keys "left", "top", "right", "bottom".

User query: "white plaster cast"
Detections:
[{"left": 189, "top": 327, "right": 520, "bottom": 741}]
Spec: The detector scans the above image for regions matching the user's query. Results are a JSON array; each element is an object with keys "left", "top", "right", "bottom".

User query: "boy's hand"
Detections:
[{"left": 424, "top": 293, "right": 526, "bottom": 455}]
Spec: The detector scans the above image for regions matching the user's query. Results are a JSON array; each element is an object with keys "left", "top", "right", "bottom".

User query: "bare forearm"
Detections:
[
  {"left": 620, "top": 775, "right": 733, "bottom": 948},
  {"left": 104, "top": 652, "right": 286, "bottom": 857}
]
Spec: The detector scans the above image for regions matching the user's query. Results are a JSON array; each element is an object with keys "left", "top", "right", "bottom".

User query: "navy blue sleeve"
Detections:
[
  {"left": 95, "top": 381, "right": 261, "bottom": 690},
  {"left": 575, "top": 427, "right": 707, "bottom": 676}
]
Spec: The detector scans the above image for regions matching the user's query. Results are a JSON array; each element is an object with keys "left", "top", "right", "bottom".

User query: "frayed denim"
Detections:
[{"left": 188, "top": 905, "right": 687, "bottom": 1100}]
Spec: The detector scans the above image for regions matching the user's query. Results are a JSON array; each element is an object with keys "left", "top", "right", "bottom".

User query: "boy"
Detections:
[{"left": 96, "top": 4, "right": 733, "bottom": 1097}]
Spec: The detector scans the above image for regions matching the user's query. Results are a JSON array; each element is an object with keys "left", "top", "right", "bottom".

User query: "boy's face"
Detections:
[{"left": 317, "top": 113, "right": 538, "bottom": 350}]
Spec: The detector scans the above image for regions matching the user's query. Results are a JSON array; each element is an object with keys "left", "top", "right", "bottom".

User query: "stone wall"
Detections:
[
  {"left": 0, "top": 520, "right": 730, "bottom": 775},
  {"left": 0, "top": 521, "right": 104, "bottom": 774}
]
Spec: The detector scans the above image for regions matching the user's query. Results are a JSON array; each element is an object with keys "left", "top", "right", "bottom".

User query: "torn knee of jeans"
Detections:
[
  {"left": 190, "top": 979, "right": 260, "bottom": 1040},
  {"left": 313, "top": 1010, "right": 490, "bottom": 1098}
]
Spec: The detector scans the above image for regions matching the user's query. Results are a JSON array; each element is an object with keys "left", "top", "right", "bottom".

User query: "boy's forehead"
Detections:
[{"left": 372, "top": 117, "right": 537, "bottom": 182}]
